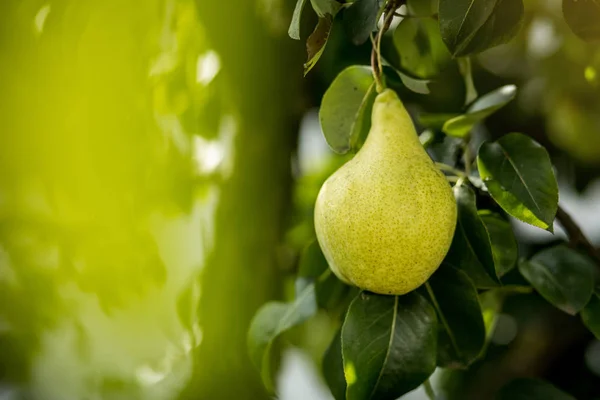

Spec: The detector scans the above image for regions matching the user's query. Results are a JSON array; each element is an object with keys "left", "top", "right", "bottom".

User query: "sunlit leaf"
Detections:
[
  {"left": 392, "top": 17, "right": 452, "bottom": 79},
  {"left": 443, "top": 85, "right": 517, "bottom": 137},
  {"left": 477, "top": 133, "right": 558, "bottom": 231},
  {"left": 289, "top": 0, "right": 310, "bottom": 40},
  {"left": 519, "top": 245, "right": 595, "bottom": 315}
]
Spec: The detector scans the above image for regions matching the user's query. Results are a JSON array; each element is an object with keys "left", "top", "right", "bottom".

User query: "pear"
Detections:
[{"left": 314, "top": 89, "right": 457, "bottom": 295}]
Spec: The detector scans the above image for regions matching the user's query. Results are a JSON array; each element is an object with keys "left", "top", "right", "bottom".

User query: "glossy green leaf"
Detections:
[
  {"left": 581, "top": 291, "right": 600, "bottom": 338},
  {"left": 311, "top": 0, "right": 343, "bottom": 17},
  {"left": 426, "top": 265, "right": 486, "bottom": 368},
  {"left": 323, "top": 329, "right": 347, "bottom": 400},
  {"left": 497, "top": 378, "right": 576, "bottom": 400},
  {"left": 392, "top": 17, "right": 452, "bottom": 79},
  {"left": 563, "top": 0, "right": 600, "bottom": 41},
  {"left": 319, "top": 66, "right": 376, "bottom": 153},
  {"left": 479, "top": 211, "right": 518, "bottom": 277},
  {"left": 407, "top": 0, "right": 439, "bottom": 16},
  {"left": 342, "top": 291, "right": 437, "bottom": 400},
  {"left": 519, "top": 245, "right": 595, "bottom": 315},
  {"left": 477, "top": 133, "right": 559, "bottom": 231},
  {"left": 289, "top": 0, "right": 310, "bottom": 40},
  {"left": 445, "top": 185, "right": 499, "bottom": 287},
  {"left": 305, "top": 15, "right": 334, "bottom": 75},
  {"left": 344, "top": 0, "right": 383, "bottom": 45},
  {"left": 439, "top": 0, "right": 524, "bottom": 56},
  {"left": 247, "top": 285, "right": 317, "bottom": 391},
  {"left": 443, "top": 85, "right": 517, "bottom": 137},
  {"left": 296, "top": 240, "right": 330, "bottom": 295},
  {"left": 418, "top": 113, "right": 461, "bottom": 130},
  {"left": 383, "top": 66, "right": 432, "bottom": 94}
]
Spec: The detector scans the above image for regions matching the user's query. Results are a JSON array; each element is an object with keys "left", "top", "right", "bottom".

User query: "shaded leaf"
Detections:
[
  {"left": 519, "top": 245, "right": 595, "bottom": 315},
  {"left": 563, "top": 0, "right": 600, "bottom": 41},
  {"left": 289, "top": 0, "right": 310, "bottom": 40},
  {"left": 323, "top": 329, "right": 346, "bottom": 400},
  {"left": 247, "top": 285, "right": 317, "bottom": 391},
  {"left": 305, "top": 15, "right": 334, "bottom": 75},
  {"left": 344, "top": 0, "right": 383, "bottom": 45},
  {"left": 477, "top": 133, "right": 559, "bottom": 231},
  {"left": 383, "top": 65, "right": 431, "bottom": 94},
  {"left": 296, "top": 240, "right": 330, "bottom": 295},
  {"left": 497, "top": 378, "right": 576, "bottom": 400},
  {"left": 427, "top": 265, "right": 486, "bottom": 368},
  {"left": 439, "top": 0, "right": 524, "bottom": 56},
  {"left": 479, "top": 211, "right": 518, "bottom": 277},
  {"left": 581, "top": 291, "right": 600, "bottom": 338},
  {"left": 342, "top": 291, "right": 437, "bottom": 400},
  {"left": 392, "top": 17, "right": 452, "bottom": 79},
  {"left": 319, "top": 66, "right": 375, "bottom": 153},
  {"left": 445, "top": 185, "right": 499, "bottom": 287},
  {"left": 443, "top": 85, "right": 517, "bottom": 137}
]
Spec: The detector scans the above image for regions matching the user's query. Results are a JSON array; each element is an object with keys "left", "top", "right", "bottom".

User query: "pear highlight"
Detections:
[{"left": 314, "top": 89, "right": 457, "bottom": 295}]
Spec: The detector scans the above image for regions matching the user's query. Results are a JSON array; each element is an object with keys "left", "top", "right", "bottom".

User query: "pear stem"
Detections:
[{"left": 371, "top": 0, "right": 402, "bottom": 92}]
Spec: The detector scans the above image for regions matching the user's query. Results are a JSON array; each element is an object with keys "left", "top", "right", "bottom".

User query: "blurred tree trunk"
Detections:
[{"left": 180, "top": 1, "right": 305, "bottom": 399}]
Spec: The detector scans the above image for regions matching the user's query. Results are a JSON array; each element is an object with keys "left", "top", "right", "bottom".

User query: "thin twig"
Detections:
[
  {"left": 555, "top": 206, "right": 600, "bottom": 265},
  {"left": 370, "top": 0, "right": 402, "bottom": 92}
]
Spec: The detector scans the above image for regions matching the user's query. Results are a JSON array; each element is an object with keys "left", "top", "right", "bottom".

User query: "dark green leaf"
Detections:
[
  {"left": 289, "top": 0, "right": 310, "bottom": 40},
  {"left": 383, "top": 66, "right": 431, "bottom": 94},
  {"left": 323, "top": 329, "right": 347, "bottom": 400},
  {"left": 247, "top": 285, "right": 317, "bottom": 391},
  {"left": 581, "top": 291, "right": 600, "bottom": 338},
  {"left": 316, "top": 270, "right": 356, "bottom": 311},
  {"left": 392, "top": 17, "right": 452, "bottom": 79},
  {"left": 563, "top": 0, "right": 600, "bottom": 41},
  {"left": 443, "top": 85, "right": 517, "bottom": 137},
  {"left": 344, "top": 0, "right": 383, "bottom": 45},
  {"left": 479, "top": 211, "right": 518, "bottom": 277},
  {"left": 305, "top": 15, "right": 334, "bottom": 75},
  {"left": 342, "top": 291, "right": 437, "bottom": 400},
  {"left": 477, "top": 133, "right": 559, "bottom": 231},
  {"left": 311, "top": 0, "right": 343, "bottom": 17},
  {"left": 319, "top": 66, "right": 375, "bottom": 153},
  {"left": 296, "top": 240, "right": 330, "bottom": 295},
  {"left": 497, "top": 378, "right": 576, "bottom": 400},
  {"left": 439, "top": 0, "right": 524, "bottom": 56},
  {"left": 445, "top": 185, "right": 499, "bottom": 287},
  {"left": 426, "top": 265, "right": 486, "bottom": 368},
  {"left": 519, "top": 245, "right": 595, "bottom": 315}
]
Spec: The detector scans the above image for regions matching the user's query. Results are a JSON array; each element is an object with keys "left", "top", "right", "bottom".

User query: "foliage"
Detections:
[{"left": 248, "top": 0, "right": 600, "bottom": 399}]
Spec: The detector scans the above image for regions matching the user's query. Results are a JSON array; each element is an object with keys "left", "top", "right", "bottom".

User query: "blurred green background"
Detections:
[{"left": 0, "top": 0, "right": 599, "bottom": 399}]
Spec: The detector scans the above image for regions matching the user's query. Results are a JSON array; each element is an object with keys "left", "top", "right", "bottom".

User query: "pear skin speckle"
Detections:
[{"left": 314, "top": 89, "right": 457, "bottom": 295}]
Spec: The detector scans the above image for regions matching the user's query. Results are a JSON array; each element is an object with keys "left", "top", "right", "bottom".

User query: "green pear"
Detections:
[{"left": 314, "top": 89, "right": 457, "bottom": 295}]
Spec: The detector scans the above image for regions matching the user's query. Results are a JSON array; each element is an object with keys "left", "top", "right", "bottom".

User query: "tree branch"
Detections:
[{"left": 555, "top": 205, "right": 600, "bottom": 265}]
